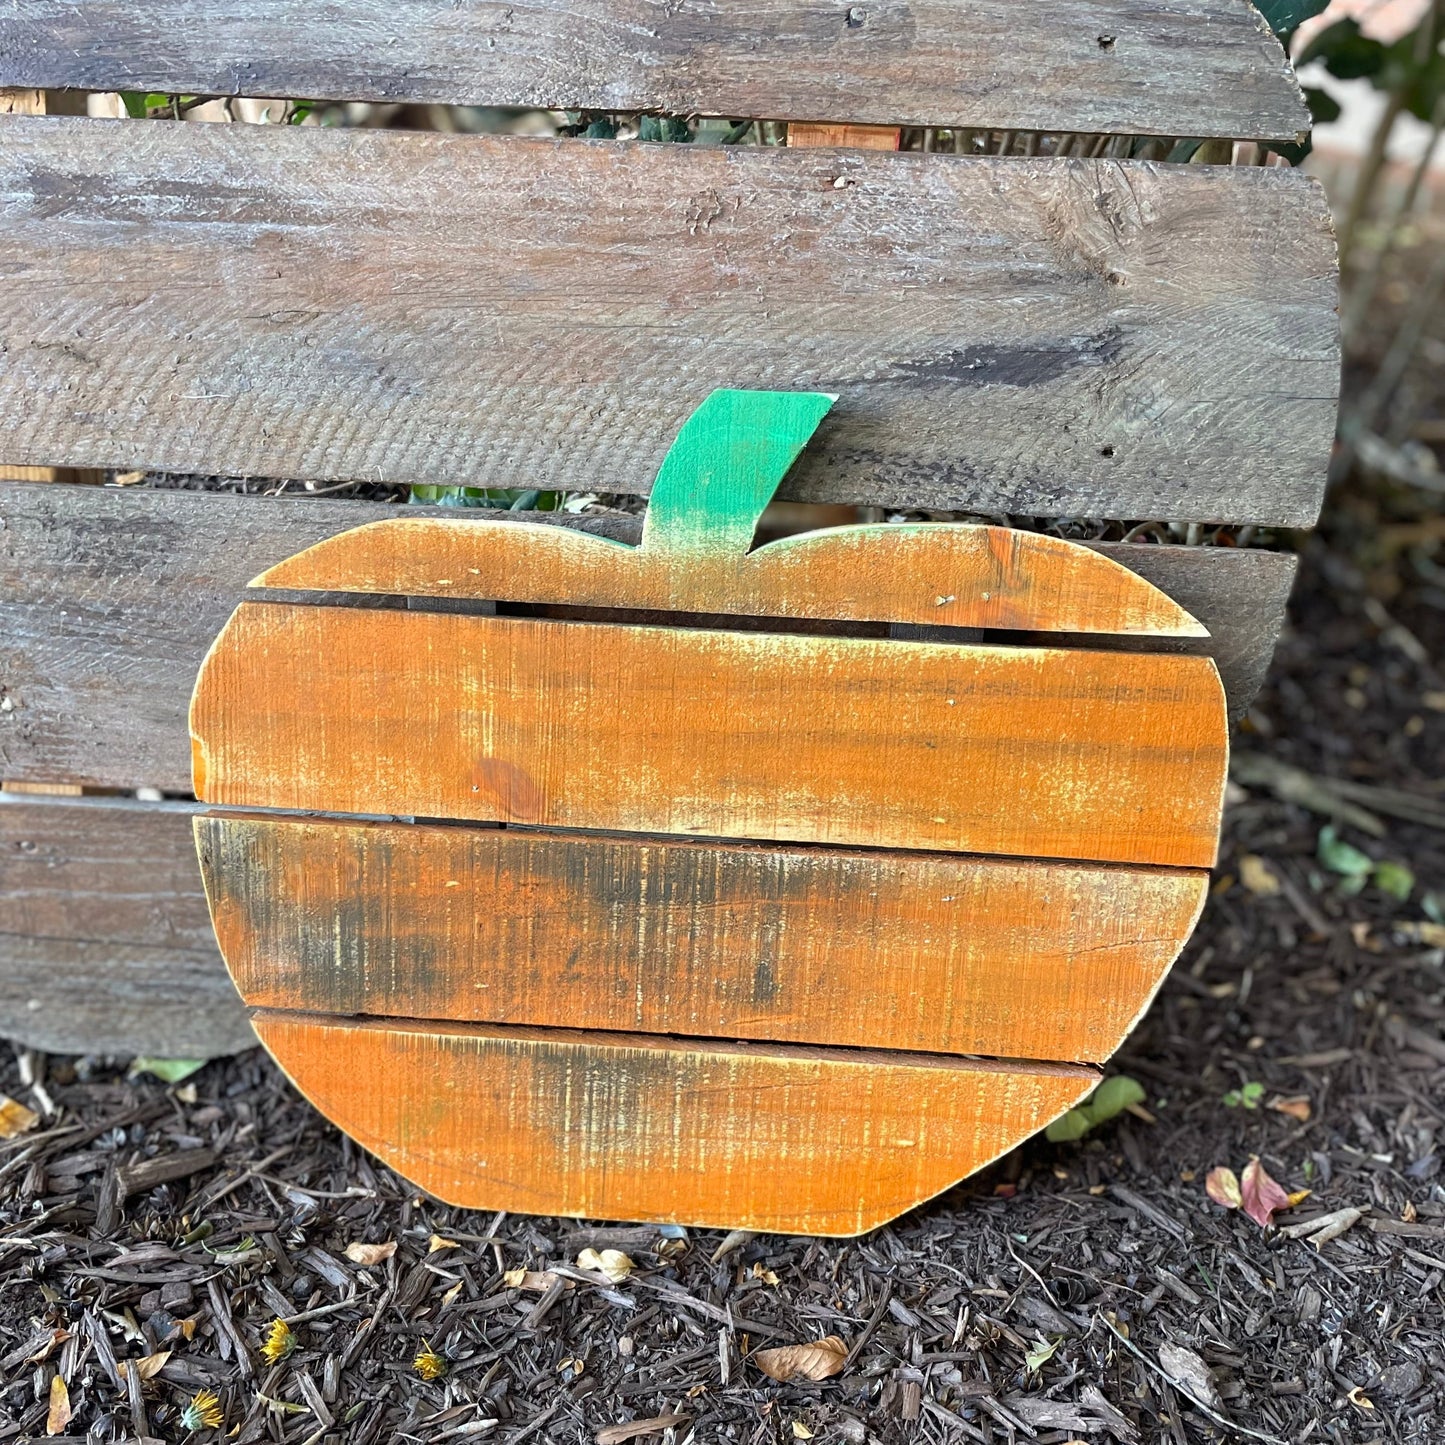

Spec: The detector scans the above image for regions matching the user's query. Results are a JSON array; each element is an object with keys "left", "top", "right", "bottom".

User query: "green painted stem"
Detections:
[{"left": 640, "top": 389, "right": 837, "bottom": 556}]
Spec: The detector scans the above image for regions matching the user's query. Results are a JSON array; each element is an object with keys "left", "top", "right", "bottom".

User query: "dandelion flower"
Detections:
[
  {"left": 181, "top": 1389, "right": 224, "bottom": 1430},
  {"left": 260, "top": 1319, "right": 296, "bottom": 1365},
  {"left": 414, "top": 1341, "right": 447, "bottom": 1381}
]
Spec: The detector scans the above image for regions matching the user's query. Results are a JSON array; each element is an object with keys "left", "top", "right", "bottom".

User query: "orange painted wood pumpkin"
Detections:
[{"left": 191, "top": 390, "right": 1227, "bottom": 1235}]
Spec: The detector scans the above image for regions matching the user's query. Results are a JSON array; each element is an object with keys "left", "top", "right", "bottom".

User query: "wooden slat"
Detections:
[
  {"left": 192, "top": 603, "right": 1227, "bottom": 868},
  {"left": 788, "top": 124, "right": 902, "bottom": 150},
  {"left": 0, "top": 117, "right": 1338, "bottom": 526},
  {"left": 0, "top": 1, "right": 1308, "bottom": 140},
  {"left": 254, "top": 516, "right": 1208, "bottom": 637},
  {"left": 0, "top": 796, "right": 254, "bottom": 1056},
  {"left": 0, "top": 484, "right": 1293, "bottom": 794},
  {"left": 253, "top": 1011, "right": 1096, "bottom": 1234},
  {"left": 199, "top": 815, "right": 1206, "bottom": 1063}
]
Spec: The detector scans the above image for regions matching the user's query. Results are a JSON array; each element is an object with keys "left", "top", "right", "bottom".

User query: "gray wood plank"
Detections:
[
  {"left": 0, "top": 795, "right": 255, "bottom": 1056},
  {"left": 0, "top": 117, "right": 1338, "bottom": 526},
  {"left": 0, "top": 483, "right": 1294, "bottom": 795},
  {"left": 0, "top": 1, "right": 1309, "bottom": 140}
]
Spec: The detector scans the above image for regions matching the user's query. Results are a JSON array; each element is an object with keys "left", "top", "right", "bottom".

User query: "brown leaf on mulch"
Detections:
[
  {"left": 0, "top": 1093, "right": 39, "bottom": 1139},
  {"left": 753, "top": 1335, "right": 848, "bottom": 1382},
  {"left": 1241, "top": 1157, "right": 1292, "bottom": 1228},
  {"left": 45, "top": 1375, "right": 70, "bottom": 1436},
  {"left": 595, "top": 1415, "right": 690, "bottom": 1445},
  {"left": 343, "top": 1240, "right": 397, "bottom": 1266}
]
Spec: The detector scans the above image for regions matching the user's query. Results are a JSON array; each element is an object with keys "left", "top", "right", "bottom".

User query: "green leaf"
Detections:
[
  {"left": 1298, "top": 20, "right": 1389, "bottom": 81},
  {"left": 1373, "top": 860, "right": 1415, "bottom": 901},
  {"left": 1318, "top": 825, "right": 1373, "bottom": 877},
  {"left": 1304, "top": 85, "right": 1342, "bottom": 125},
  {"left": 641, "top": 390, "right": 836, "bottom": 557},
  {"left": 1044, "top": 1108, "right": 1095, "bottom": 1143},
  {"left": 130, "top": 1057, "right": 206, "bottom": 1083},
  {"left": 1241, "top": 1081, "right": 1265, "bottom": 1109},
  {"left": 1166, "top": 139, "right": 1206, "bottom": 164},
  {"left": 1025, "top": 1338, "right": 1060, "bottom": 1372},
  {"left": 1086, "top": 1075, "right": 1146, "bottom": 1125},
  {"left": 1254, "top": 0, "right": 1329, "bottom": 38},
  {"left": 1424, "top": 891, "right": 1444, "bottom": 925}
]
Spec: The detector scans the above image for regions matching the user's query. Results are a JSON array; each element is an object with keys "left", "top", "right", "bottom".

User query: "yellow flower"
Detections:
[
  {"left": 260, "top": 1319, "right": 296, "bottom": 1365},
  {"left": 181, "top": 1389, "right": 225, "bottom": 1430},
  {"left": 413, "top": 1341, "right": 447, "bottom": 1381}
]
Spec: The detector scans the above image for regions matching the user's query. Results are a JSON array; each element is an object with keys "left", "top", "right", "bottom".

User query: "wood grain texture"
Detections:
[
  {"left": 199, "top": 814, "right": 1206, "bottom": 1063},
  {"left": 255, "top": 517, "right": 1207, "bottom": 637},
  {"left": 191, "top": 603, "right": 1228, "bottom": 868},
  {"left": 0, "top": 796, "right": 253, "bottom": 1056},
  {"left": 253, "top": 1010, "right": 1098, "bottom": 1234},
  {"left": 0, "top": 117, "right": 1339, "bottom": 526},
  {"left": 0, "top": 0, "right": 1308, "bottom": 139},
  {"left": 788, "top": 124, "right": 901, "bottom": 150},
  {"left": 0, "top": 484, "right": 1293, "bottom": 793}
]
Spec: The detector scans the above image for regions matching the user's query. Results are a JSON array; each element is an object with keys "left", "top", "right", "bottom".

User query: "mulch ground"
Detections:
[{"left": 1, "top": 494, "right": 1442, "bottom": 1444}]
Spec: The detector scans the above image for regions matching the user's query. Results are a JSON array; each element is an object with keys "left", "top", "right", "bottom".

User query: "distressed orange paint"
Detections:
[
  {"left": 192, "top": 604, "right": 1227, "bottom": 868},
  {"left": 253, "top": 1011, "right": 1098, "bottom": 1235},
  {"left": 254, "top": 518, "right": 1208, "bottom": 637},
  {"left": 193, "top": 390, "right": 1231, "bottom": 1232},
  {"left": 197, "top": 813, "right": 1208, "bottom": 1062}
]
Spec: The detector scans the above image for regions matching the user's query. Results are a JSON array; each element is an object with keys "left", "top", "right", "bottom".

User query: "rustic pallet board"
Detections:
[
  {"left": 0, "top": 796, "right": 253, "bottom": 1056},
  {"left": 199, "top": 813, "right": 1206, "bottom": 1064},
  {"left": 0, "top": 117, "right": 1339, "bottom": 525},
  {"left": 256, "top": 516, "right": 1207, "bottom": 636},
  {"left": 253, "top": 1010, "right": 1098, "bottom": 1234},
  {"left": 191, "top": 603, "right": 1228, "bottom": 868},
  {"left": 0, "top": 482, "right": 1295, "bottom": 794},
  {"left": 0, "top": 0, "right": 1308, "bottom": 140}
]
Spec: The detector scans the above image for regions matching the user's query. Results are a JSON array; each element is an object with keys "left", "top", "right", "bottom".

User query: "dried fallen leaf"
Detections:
[
  {"left": 1158, "top": 1343, "right": 1222, "bottom": 1410},
  {"left": 24, "top": 1330, "right": 71, "bottom": 1365},
  {"left": 45, "top": 1376, "right": 70, "bottom": 1436},
  {"left": 504, "top": 1269, "right": 568, "bottom": 1293},
  {"left": 793, "top": 1424, "right": 815, "bottom": 1440},
  {"left": 1239, "top": 854, "right": 1281, "bottom": 896},
  {"left": 0, "top": 1094, "right": 39, "bottom": 1140},
  {"left": 751, "top": 1262, "right": 781, "bottom": 1286},
  {"left": 428, "top": 1233, "right": 459, "bottom": 1253},
  {"left": 1205, "top": 1166, "right": 1242, "bottom": 1210},
  {"left": 117, "top": 1350, "right": 172, "bottom": 1384},
  {"left": 577, "top": 1247, "right": 634, "bottom": 1282},
  {"left": 753, "top": 1335, "right": 848, "bottom": 1383},
  {"left": 595, "top": 1416, "right": 689, "bottom": 1445},
  {"left": 344, "top": 1240, "right": 398, "bottom": 1266},
  {"left": 1348, "top": 1385, "right": 1375, "bottom": 1410},
  {"left": 1240, "top": 1156, "right": 1292, "bottom": 1228},
  {"left": 1268, "top": 1094, "right": 1312, "bottom": 1123}
]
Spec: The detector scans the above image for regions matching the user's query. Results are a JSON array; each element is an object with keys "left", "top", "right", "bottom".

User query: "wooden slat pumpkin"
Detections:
[{"left": 191, "top": 389, "right": 1227, "bottom": 1235}]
